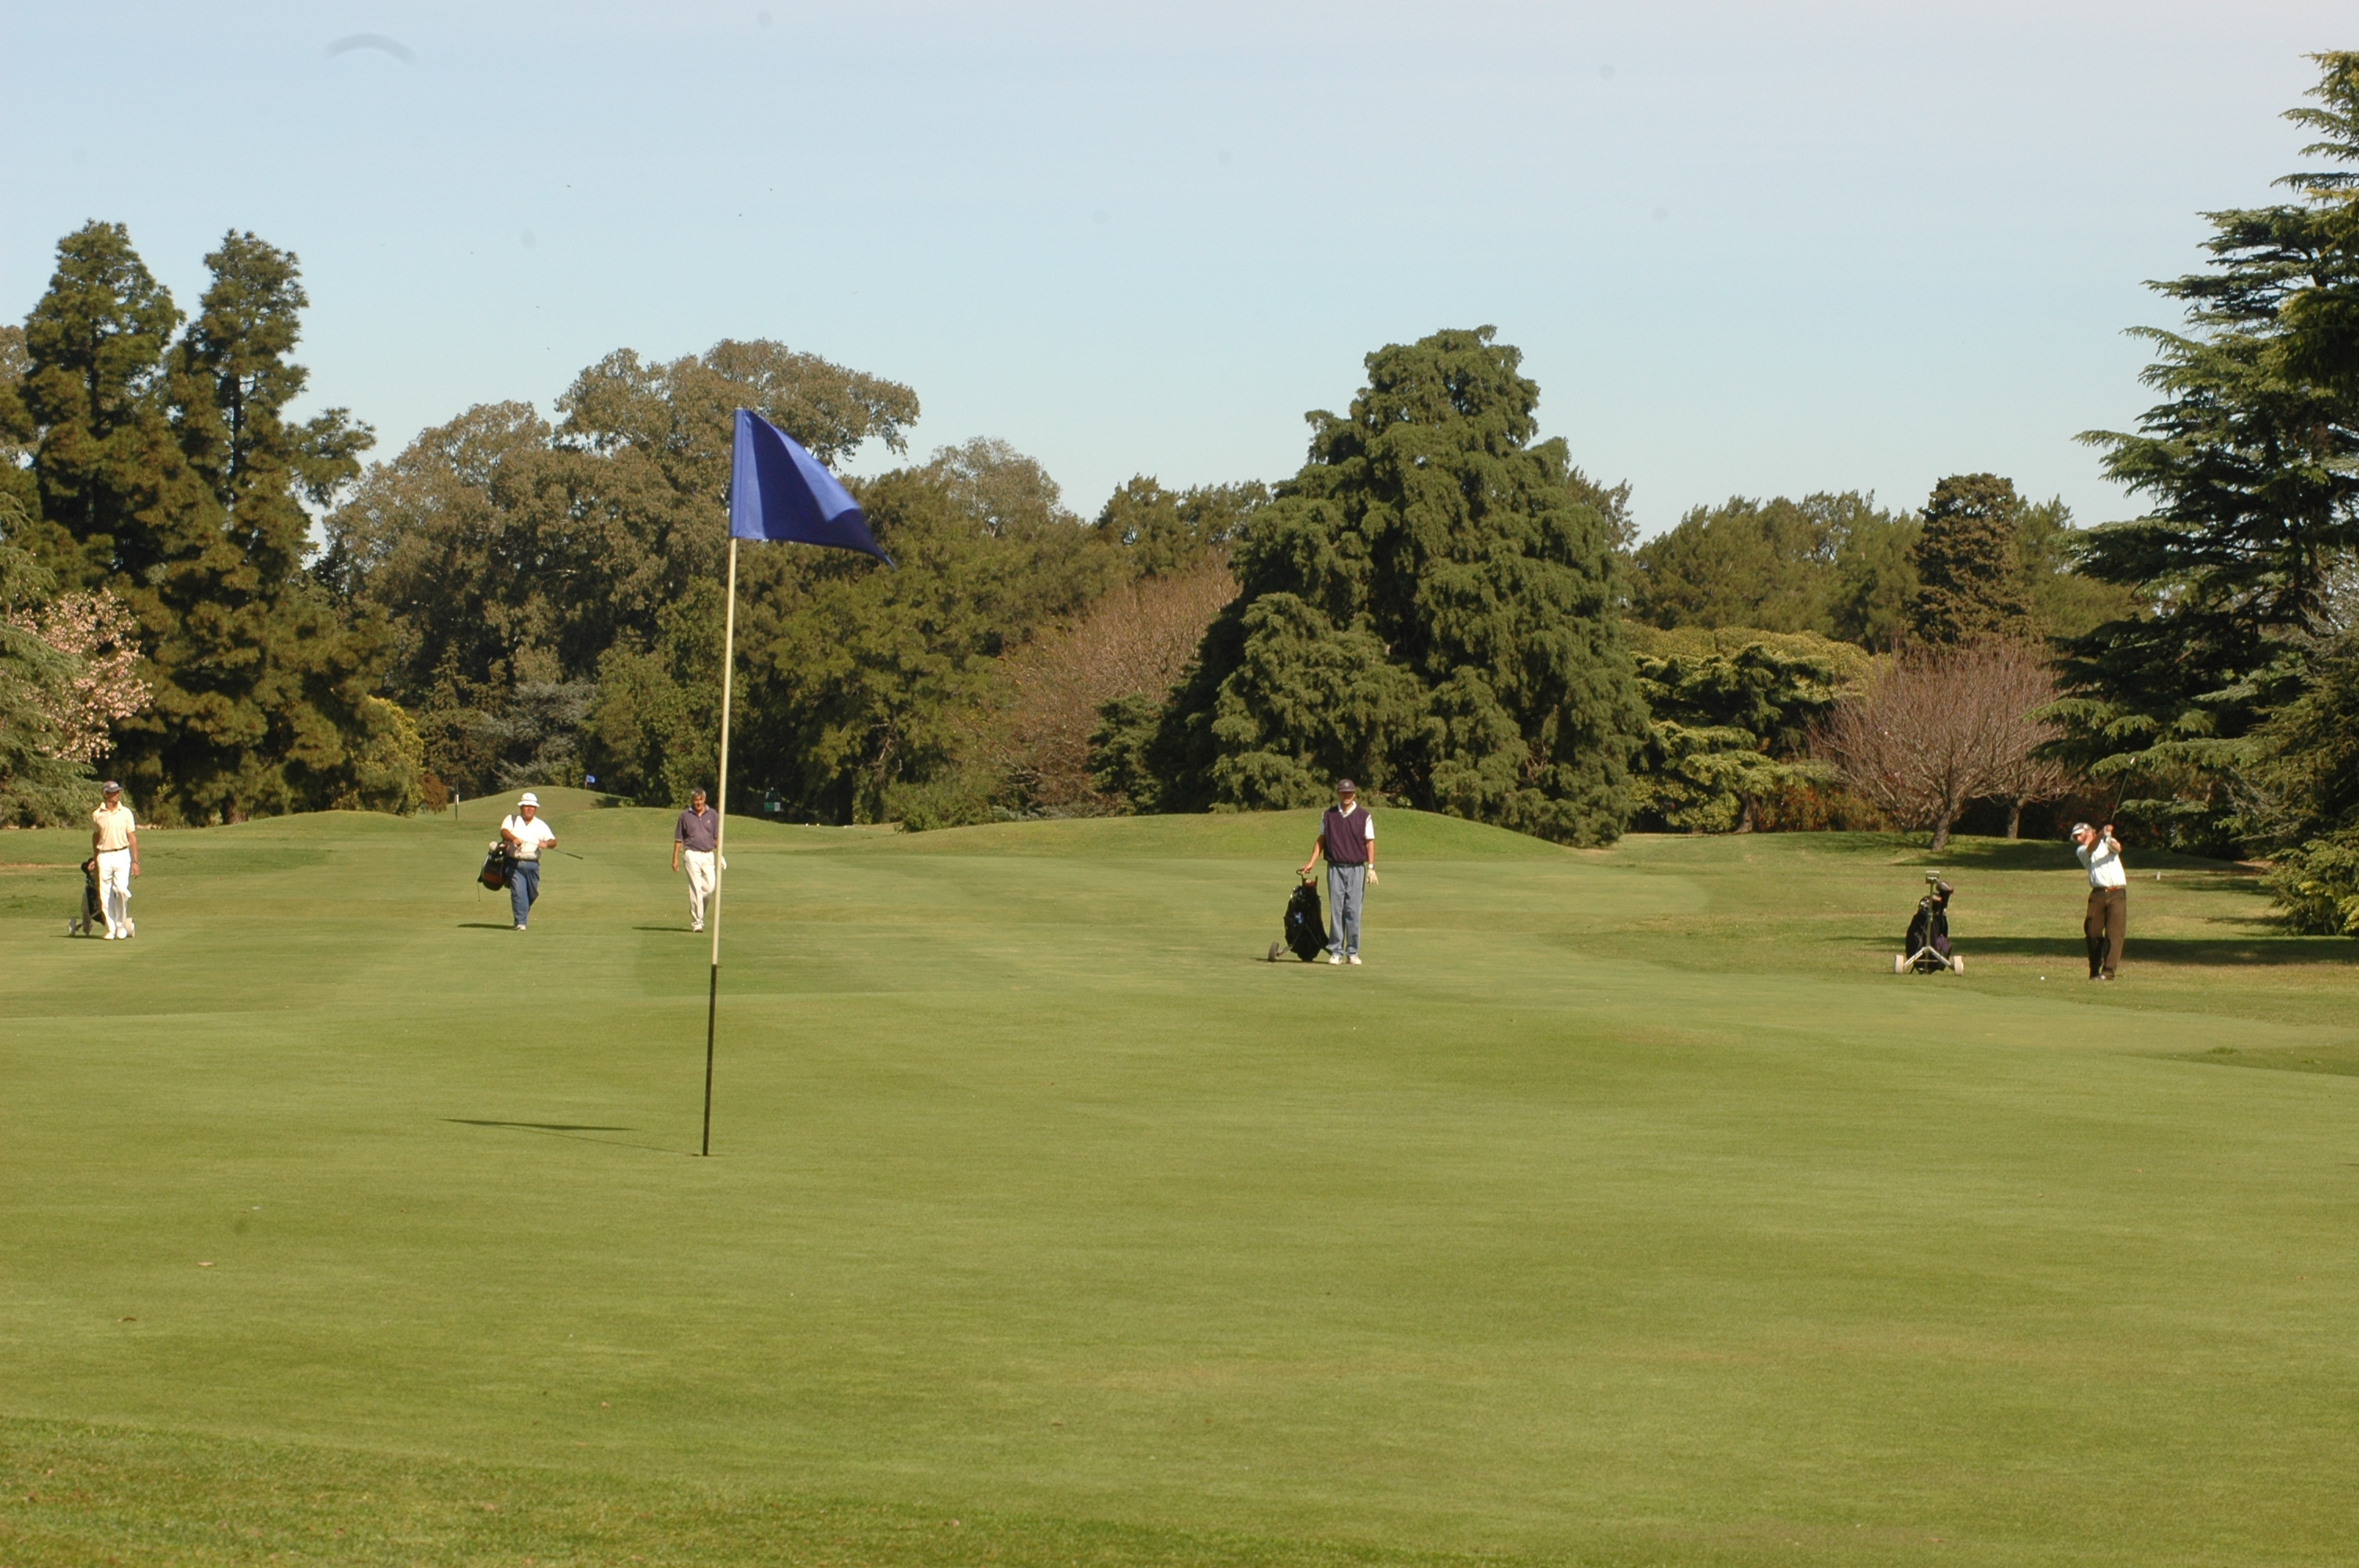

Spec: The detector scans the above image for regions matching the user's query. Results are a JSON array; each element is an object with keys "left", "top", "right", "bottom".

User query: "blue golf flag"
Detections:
[{"left": 729, "top": 408, "right": 892, "bottom": 564}]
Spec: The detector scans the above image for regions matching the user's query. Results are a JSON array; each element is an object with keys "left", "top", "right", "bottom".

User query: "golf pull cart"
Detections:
[
  {"left": 67, "top": 856, "right": 103, "bottom": 937},
  {"left": 1895, "top": 873, "right": 1964, "bottom": 975},
  {"left": 1268, "top": 873, "right": 1329, "bottom": 963}
]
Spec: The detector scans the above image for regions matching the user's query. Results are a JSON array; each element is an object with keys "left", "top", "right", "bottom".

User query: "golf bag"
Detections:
[
  {"left": 1896, "top": 874, "right": 1962, "bottom": 975},
  {"left": 67, "top": 856, "right": 103, "bottom": 936},
  {"left": 1272, "top": 876, "right": 1329, "bottom": 962},
  {"left": 478, "top": 840, "right": 515, "bottom": 891}
]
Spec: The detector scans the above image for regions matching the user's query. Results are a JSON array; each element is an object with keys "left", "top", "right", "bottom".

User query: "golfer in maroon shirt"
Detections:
[{"left": 1297, "top": 779, "right": 1378, "bottom": 964}]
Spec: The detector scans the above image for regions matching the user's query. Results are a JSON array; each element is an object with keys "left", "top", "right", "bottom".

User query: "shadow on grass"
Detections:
[
  {"left": 1963, "top": 935, "right": 2355, "bottom": 967},
  {"left": 2169, "top": 1045, "right": 2359, "bottom": 1079},
  {"left": 443, "top": 1118, "right": 693, "bottom": 1157}
]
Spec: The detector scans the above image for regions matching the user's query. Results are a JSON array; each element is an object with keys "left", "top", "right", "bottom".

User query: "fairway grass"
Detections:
[{"left": 4, "top": 800, "right": 2357, "bottom": 1566}]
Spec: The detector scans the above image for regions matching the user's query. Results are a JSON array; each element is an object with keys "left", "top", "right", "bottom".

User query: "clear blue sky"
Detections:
[{"left": 3, "top": 2, "right": 2347, "bottom": 536}]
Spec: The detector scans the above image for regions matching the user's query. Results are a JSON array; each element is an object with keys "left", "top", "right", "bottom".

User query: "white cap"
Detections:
[{"left": 518, "top": 792, "right": 540, "bottom": 807}]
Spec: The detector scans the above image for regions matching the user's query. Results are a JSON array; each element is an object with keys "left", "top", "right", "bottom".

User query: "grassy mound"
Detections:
[{"left": 2, "top": 807, "right": 2356, "bottom": 1565}]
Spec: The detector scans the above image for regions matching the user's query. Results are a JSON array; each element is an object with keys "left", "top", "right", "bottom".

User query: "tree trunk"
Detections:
[
  {"left": 1736, "top": 793, "right": 1757, "bottom": 833},
  {"left": 2007, "top": 798, "right": 2023, "bottom": 840},
  {"left": 1930, "top": 810, "right": 1956, "bottom": 852}
]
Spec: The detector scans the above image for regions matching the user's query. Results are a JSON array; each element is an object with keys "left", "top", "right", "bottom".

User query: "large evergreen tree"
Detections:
[
  {"left": 1907, "top": 474, "right": 2033, "bottom": 644},
  {"left": 2281, "top": 53, "right": 2359, "bottom": 398},
  {"left": 16, "top": 225, "right": 399, "bottom": 820},
  {"left": 132, "top": 232, "right": 385, "bottom": 818},
  {"left": 1626, "top": 626, "right": 1869, "bottom": 833},
  {"left": 1147, "top": 328, "right": 1646, "bottom": 844},
  {"left": 2053, "top": 57, "right": 2359, "bottom": 851},
  {"left": 2248, "top": 626, "right": 2359, "bottom": 932},
  {"left": 16, "top": 223, "right": 191, "bottom": 590}
]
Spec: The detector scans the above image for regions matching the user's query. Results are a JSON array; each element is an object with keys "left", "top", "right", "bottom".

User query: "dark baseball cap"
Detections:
[
  {"left": 1336, "top": 779, "right": 1358, "bottom": 792},
  {"left": 101, "top": 781, "right": 122, "bottom": 794}
]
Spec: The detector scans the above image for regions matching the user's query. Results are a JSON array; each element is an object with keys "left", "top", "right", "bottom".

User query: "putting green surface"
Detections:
[{"left": 3, "top": 795, "right": 2357, "bottom": 1566}]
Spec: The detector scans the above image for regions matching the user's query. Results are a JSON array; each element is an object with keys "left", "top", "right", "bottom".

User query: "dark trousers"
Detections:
[{"left": 2085, "top": 886, "right": 2125, "bottom": 978}]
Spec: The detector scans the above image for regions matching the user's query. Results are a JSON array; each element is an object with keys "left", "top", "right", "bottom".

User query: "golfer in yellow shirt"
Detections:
[{"left": 90, "top": 781, "right": 140, "bottom": 939}]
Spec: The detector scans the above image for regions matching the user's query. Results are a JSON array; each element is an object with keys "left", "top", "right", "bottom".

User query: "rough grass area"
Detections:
[{"left": 3, "top": 802, "right": 2356, "bottom": 1566}]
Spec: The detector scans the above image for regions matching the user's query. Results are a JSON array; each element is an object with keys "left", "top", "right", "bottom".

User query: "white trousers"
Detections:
[
  {"left": 682, "top": 849, "right": 715, "bottom": 928},
  {"left": 96, "top": 848, "right": 133, "bottom": 935}
]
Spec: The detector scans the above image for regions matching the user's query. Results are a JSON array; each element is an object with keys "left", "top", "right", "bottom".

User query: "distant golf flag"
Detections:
[{"left": 702, "top": 410, "right": 892, "bottom": 1156}]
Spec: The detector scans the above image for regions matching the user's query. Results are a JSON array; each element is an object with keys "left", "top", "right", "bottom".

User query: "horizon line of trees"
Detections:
[{"left": 1, "top": 54, "right": 2354, "bottom": 929}]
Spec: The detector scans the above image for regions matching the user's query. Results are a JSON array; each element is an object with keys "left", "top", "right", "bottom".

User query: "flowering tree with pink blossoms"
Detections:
[{"left": 1, "top": 521, "right": 153, "bottom": 822}]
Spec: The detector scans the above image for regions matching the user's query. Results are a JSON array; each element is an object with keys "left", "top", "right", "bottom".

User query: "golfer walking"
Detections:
[
  {"left": 500, "top": 792, "right": 558, "bottom": 931},
  {"left": 2074, "top": 821, "right": 2127, "bottom": 980},
  {"left": 90, "top": 780, "right": 139, "bottom": 940},
  {"left": 1299, "top": 779, "right": 1377, "bottom": 965},
  {"left": 672, "top": 787, "right": 718, "bottom": 933}
]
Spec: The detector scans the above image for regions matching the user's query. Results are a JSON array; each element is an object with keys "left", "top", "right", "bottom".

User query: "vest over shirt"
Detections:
[{"left": 1321, "top": 804, "right": 1374, "bottom": 865}]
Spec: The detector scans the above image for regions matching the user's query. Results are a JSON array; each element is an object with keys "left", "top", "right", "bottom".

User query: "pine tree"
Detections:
[
  {"left": 1147, "top": 328, "right": 1646, "bottom": 844},
  {"left": 2281, "top": 53, "right": 2359, "bottom": 397},
  {"left": 20, "top": 226, "right": 391, "bottom": 820},
  {"left": 1626, "top": 626, "right": 1870, "bottom": 833},
  {"left": 2054, "top": 57, "right": 2359, "bottom": 851},
  {"left": 1907, "top": 474, "right": 2031, "bottom": 644},
  {"left": 16, "top": 223, "right": 193, "bottom": 589},
  {"left": 122, "top": 231, "right": 380, "bottom": 819}
]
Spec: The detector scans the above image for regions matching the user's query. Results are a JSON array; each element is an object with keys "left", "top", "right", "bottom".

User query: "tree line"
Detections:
[{"left": 1, "top": 53, "right": 2354, "bottom": 930}]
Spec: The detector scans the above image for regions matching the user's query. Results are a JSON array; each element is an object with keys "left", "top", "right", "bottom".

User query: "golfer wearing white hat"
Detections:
[{"left": 499, "top": 793, "right": 558, "bottom": 930}]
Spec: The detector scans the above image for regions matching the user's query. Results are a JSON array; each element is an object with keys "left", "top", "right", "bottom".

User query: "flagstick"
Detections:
[{"left": 703, "top": 535, "right": 738, "bottom": 1157}]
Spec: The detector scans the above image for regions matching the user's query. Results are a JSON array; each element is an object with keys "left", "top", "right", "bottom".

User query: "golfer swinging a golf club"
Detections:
[
  {"left": 2073, "top": 820, "right": 2127, "bottom": 980},
  {"left": 1299, "top": 778, "right": 1377, "bottom": 964},
  {"left": 500, "top": 793, "right": 558, "bottom": 931}
]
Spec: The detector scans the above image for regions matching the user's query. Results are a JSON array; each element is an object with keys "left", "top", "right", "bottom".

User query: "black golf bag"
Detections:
[
  {"left": 478, "top": 840, "right": 515, "bottom": 891},
  {"left": 1274, "top": 877, "right": 1329, "bottom": 962},
  {"left": 69, "top": 856, "right": 102, "bottom": 936},
  {"left": 1896, "top": 875, "right": 1960, "bottom": 975}
]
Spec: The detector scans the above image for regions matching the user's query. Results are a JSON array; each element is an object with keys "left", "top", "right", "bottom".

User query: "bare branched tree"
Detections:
[
  {"left": 975, "top": 559, "right": 1236, "bottom": 811},
  {"left": 1812, "top": 639, "right": 2074, "bottom": 850}
]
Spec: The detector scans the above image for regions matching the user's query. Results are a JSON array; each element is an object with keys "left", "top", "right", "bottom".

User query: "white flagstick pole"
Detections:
[{"left": 703, "top": 535, "right": 738, "bottom": 1157}]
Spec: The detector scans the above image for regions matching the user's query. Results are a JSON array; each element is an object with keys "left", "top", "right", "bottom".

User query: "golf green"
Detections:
[{"left": 4, "top": 795, "right": 2357, "bottom": 1566}]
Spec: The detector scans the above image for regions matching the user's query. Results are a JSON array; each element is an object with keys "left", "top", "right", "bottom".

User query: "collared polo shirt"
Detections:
[
  {"left": 674, "top": 807, "right": 718, "bottom": 853},
  {"left": 93, "top": 802, "right": 136, "bottom": 853}
]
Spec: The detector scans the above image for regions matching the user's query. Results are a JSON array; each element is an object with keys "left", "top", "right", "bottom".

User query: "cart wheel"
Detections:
[
  {"left": 1892, "top": 953, "right": 1907, "bottom": 975},
  {"left": 1950, "top": 954, "right": 1965, "bottom": 975}
]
